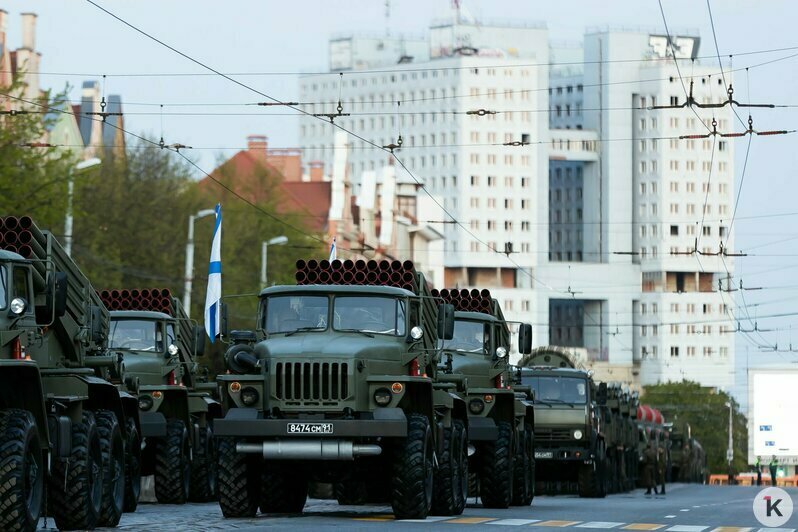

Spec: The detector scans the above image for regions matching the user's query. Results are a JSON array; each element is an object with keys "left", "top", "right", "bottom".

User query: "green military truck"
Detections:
[
  {"left": 665, "top": 420, "right": 706, "bottom": 483},
  {"left": 0, "top": 216, "right": 140, "bottom": 531},
  {"left": 432, "top": 288, "right": 535, "bottom": 508},
  {"left": 517, "top": 347, "right": 609, "bottom": 498},
  {"left": 99, "top": 288, "right": 222, "bottom": 504},
  {"left": 214, "top": 259, "right": 469, "bottom": 520}
]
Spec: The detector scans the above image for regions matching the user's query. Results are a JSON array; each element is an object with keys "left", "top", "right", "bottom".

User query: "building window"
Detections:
[
  {"left": 670, "top": 346, "right": 679, "bottom": 357},
  {"left": 670, "top": 225, "right": 679, "bottom": 236}
]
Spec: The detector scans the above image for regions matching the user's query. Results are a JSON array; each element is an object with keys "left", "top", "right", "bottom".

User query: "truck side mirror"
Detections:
[
  {"left": 518, "top": 323, "right": 533, "bottom": 354},
  {"left": 437, "top": 303, "right": 455, "bottom": 340},
  {"left": 53, "top": 272, "right": 68, "bottom": 318},
  {"left": 194, "top": 325, "right": 206, "bottom": 357},
  {"left": 597, "top": 382, "right": 608, "bottom": 405},
  {"left": 220, "top": 302, "right": 229, "bottom": 339}
]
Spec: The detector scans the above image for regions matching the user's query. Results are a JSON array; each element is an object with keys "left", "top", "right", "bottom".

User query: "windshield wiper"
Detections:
[
  {"left": 537, "top": 398, "right": 575, "bottom": 408},
  {"left": 337, "top": 328, "right": 375, "bottom": 338},
  {"left": 284, "top": 326, "right": 324, "bottom": 337}
]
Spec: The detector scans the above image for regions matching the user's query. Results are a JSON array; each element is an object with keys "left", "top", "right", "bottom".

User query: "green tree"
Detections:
[
  {"left": 0, "top": 77, "right": 77, "bottom": 228},
  {"left": 642, "top": 380, "right": 748, "bottom": 475}
]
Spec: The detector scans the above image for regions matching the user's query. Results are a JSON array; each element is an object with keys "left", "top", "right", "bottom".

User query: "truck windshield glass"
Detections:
[
  {"left": 333, "top": 296, "right": 406, "bottom": 336},
  {"left": 0, "top": 265, "right": 6, "bottom": 309},
  {"left": 523, "top": 375, "right": 588, "bottom": 404},
  {"left": 109, "top": 319, "right": 161, "bottom": 352},
  {"left": 264, "top": 295, "right": 329, "bottom": 334},
  {"left": 441, "top": 319, "right": 487, "bottom": 353}
]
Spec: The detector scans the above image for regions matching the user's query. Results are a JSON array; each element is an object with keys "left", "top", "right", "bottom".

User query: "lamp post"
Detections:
[
  {"left": 64, "top": 157, "right": 102, "bottom": 256},
  {"left": 183, "top": 208, "right": 216, "bottom": 316},
  {"left": 725, "top": 400, "right": 734, "bottom": 483},
  {"left": 261, "top": 236, "right": 288, "bottom": 287}
]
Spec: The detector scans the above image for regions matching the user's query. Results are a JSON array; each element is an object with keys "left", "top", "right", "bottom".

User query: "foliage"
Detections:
[
  {"left": 642, "top": 380, "right": 748, "bottom": 474},
  {"left": 0, "top": 78, "right": 77, "bottom": 228}
]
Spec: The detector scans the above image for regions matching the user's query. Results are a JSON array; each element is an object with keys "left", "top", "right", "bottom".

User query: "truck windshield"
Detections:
[
  {"left": 109, "top": 319, "right": 161, "bottom": 352},
  {"left": 440, "top": 319, "right": 487, "bottom": 353},
  {"left": 0, "top": 265, "right": 6, "bottom": 310},
  {"left": 523, "top": 375, "right": 588, "bottom": 404},
  {"left": 264, "top": 295, "right": 329, "bottom": 334},
  {"left": 333, "top": 296, "right": 406, "bottom": 336}
]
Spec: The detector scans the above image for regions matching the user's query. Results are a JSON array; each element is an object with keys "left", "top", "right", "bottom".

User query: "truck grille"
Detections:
[
  {"left": 274, "top": 362, "right": 350, "bottom": 403},
  {"left": 536, "top": 428, "right": 574, "bottom": 444}
]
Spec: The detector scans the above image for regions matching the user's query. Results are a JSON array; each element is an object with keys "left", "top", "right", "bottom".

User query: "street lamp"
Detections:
[
  {"left": 261, "top": 236, "right": 288, "bottom": 287},
  {"left": 63, "top": 157, "right": 102, "bottom": 256},
  {"left": 183, "top": 208, "right": 216, "bottom": 316},
  {"left": 725, "top": 400, "right": 734, "bottom": 483}
]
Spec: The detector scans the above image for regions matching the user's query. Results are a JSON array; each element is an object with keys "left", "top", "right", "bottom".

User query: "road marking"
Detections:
[
  {"left": 487, "top": 519, "right": 541, "bottom": 526},
  {"left": 712, "top": 528, "right": 752, "bottom": 532},
  {"left": 402, "top": 517, "right": 455, "bottom": 523},
  {"left": 680, "top": 510, "right": 690, "bottom": 512},
  {"left": 446, "top": 517, "right": 498, "bottom": 524},
  {"left": 352, "top": 515, "right": 394, "bottom": 521},
  {"left": 624, "top": 525, "right": 666, "bottom": 531},
  {"left": 665, "top": 516, "right": 677, "bottom": 519},
  {"left": 756, "top": 529, "right": 795, "bottom": 532},
  {"left": 576, "top": 522, "right": 625, "bottom": 529},
  {"left": 535, "top": 521, "right": 582, "bottom": 527},
  {"left": 667, "top": 527, "right": 707, "bottom": 532}
]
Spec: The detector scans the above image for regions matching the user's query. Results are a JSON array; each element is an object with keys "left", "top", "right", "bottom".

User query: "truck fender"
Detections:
[
  {"left": 0, "top": 361, "right": 49, "bottom": 452},
  {"left": 83, "top": 375, "right": 126, "bottom": 432}
]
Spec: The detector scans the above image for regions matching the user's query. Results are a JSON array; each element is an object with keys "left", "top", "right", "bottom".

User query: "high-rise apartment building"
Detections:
[{"left": 299, "top": 19, "right": 735, "bottom": 390}]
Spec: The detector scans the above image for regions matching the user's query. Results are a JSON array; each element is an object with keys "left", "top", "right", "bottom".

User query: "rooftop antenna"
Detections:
[
  {"left": 452, "top": 0, "right": 461, "bottom": 24},
  {"left": 385, "top": 0, "right": 390, "bottom": 36}
]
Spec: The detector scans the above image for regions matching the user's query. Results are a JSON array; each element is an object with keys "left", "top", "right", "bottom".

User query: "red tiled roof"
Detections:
[{"left": 278, "top": 181, "right": 331, "bottom": 232}]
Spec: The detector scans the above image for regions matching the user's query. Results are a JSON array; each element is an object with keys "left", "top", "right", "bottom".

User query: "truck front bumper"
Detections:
[
  {"left": 534, "top": 446, "right": 593, "bottom": 463},
  {"left": 214, "top": 407, "right": 408, "bottom": 439},
  {"left": 139, "top": 411, "right": 167, "bottom": 438}
]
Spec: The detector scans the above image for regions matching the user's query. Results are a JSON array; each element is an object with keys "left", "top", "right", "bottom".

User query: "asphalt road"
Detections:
[{"left": 36, "top": 484, "right": 798, "bottom": 531}]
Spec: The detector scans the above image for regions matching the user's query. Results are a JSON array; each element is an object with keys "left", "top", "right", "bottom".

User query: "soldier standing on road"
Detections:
[
  {"left": 656, "top": 446, "right": 666, "bottom": 495},
  {"left": 643, "top": 441, "right": 657, "bottom": 495},
  {"left": 769, "top": 455, "right": 778, "bottom": 486},
  {"left": 755, "top": 456, "right": 762, "bottom": 486}
]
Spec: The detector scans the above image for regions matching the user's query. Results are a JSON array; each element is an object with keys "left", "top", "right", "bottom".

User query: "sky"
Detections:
[{"left": 3, "top": 0, "right": 798, "bottom": 406}]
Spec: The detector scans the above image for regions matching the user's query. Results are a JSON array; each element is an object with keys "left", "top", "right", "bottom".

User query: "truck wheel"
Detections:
[
  {"left": 512, "top": 423, "right": 535, "bottom": 506},
  {"left": 154, "top": 419, "right": 190, "bottom": 504},
  {"left": 0, "top": 409, "right": 44, "bottom": 532},
  {"left": 49, "top": 411, "right": 103, "bottom": 531},
  {"left": 334, "top": 480, "right": 367, "bottom": 505},
  {"left": 431, "top": 419, "right": 467, "bottom": 516},
  {"left": 189, "top": 426, "right": 218, "bottom": 502},
  {"left": 123, "top": 417, "right": 141, "bottom": 512},
  {"left": 217, "top": 437, "right": 259, "bottom": 517},
  {"left": 391, "top": 413, "right": 433, "bottom": 519},
  {"left": 96, "top": 410, "right": 125, "bottom": 527},
  {"left": 479, "top": 421, "right": 514, "bottom": 509},
  {"left": 260, "top": 462, "right": 308, "bottom": 513}
]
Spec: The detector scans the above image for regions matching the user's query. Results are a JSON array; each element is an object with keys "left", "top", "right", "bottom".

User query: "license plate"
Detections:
[
  {"left": 286, "top": 423, "right": 334, "bottom": 434},
  {"left": 535, "top": 451, "right": 554, "bottom": 459}
]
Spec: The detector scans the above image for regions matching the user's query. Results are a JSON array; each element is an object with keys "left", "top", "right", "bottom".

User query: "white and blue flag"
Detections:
[
  {"left": 329, "top": 237, "right": 337, "bottom": 261},
  {"left": 204, "top": 204, "right": 222, "bottom": 342}
]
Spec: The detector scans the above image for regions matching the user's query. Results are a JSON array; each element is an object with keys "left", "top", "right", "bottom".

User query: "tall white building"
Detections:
[{"left": 299, "top": 20, "right": 735, "bottom": 390}]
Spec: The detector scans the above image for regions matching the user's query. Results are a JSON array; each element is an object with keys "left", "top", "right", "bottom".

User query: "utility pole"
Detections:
[
  {"left": 183, "top": 208, "right": 216, "bottom": 316},
  {"left": 64, "top": 158, "right": 102, "bottom": 256},
  {"left": 726, "top": 400, "right": 734, "bottom": 484},
  {"left": 261, "top": 236, "right": 288, "bottom": 287}
]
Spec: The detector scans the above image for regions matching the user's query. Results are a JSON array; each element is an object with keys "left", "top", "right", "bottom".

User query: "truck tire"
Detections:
[
  {"left": 431, "top": 419, "right": 467, "bottom": 516},
  {"left": 260, "top": 462, "right": 308, "bottom": 513},
  {"left": 512, "top": 423, "right": 535, "bottom": 506},
  {"left": 391, "top": 413, "right": 434, "bottom": 519},
  {"left": 123, "top": 417, "right": 141, "bottom": 512},
  {"left": 49, "top": 410, "right": 103, "bottom": 531},
  {"left": 578, "top": 441, "right": 607, "bottom": 498},
  {"left": 96, "top": 410, "right": 125, "bottom": 527},
  {"left": 189, "top": 426, "right": 218, "bottom": 502},
  {"left": 479, "top": 420, "right": 514, "bottom": 509},
  {"left": 217, "top": 437, "right": 259, "bottom": 517},
  {"left": 334, "top": 480, "right": 367, "bottom": 505},
  {"left": 154, "top": 419, "right": 190, "bottom": 504},
  {"left": 0, "top": 409, "right": 44, "bottom": 532}
]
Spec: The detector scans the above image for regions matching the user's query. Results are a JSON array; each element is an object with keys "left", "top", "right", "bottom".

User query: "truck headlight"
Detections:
[
  {"left": 138, "top": 395, "right": 154, "bottom": 411},
  {"left": 9, "top": 297, "right": 26, "bottom": 315},
  {"left": 241, "top": 387, "right": 260, "bottom": 406},
  {"left": 469, "top": 399, "right": 485, "bottom": 414},
  {"left": 573, "top": 429, "right": 583, "bottom": 440},
  {"left": 374, "top": 388, "right": 392, "bottom": 406}
]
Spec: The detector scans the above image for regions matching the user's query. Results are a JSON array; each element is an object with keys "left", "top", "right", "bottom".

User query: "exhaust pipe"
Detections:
[{"left": 236, "top": 440, "right": 382, "bottom": 461}]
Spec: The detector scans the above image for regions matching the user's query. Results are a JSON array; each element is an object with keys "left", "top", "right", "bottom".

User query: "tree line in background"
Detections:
[
  {"left": 0, "top": 81, "right": 324, "bottom": 372},
  {"left": 642, "top": 380, "right": 748, "bottom": 474}
]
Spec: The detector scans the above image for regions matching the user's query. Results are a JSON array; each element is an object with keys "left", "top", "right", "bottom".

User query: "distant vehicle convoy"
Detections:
[{"left": 0, "top": 222, "right": 708, "bottom": 529}]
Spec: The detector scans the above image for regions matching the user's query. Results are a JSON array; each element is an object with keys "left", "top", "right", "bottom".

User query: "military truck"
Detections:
[
  {"left": 602, "top": 383, "right": 639, "bottom": 493},
  {"left": 517, "top": 346, "right": 609, "bottom": 498},
  {"left": 214, "top": 259, "right": 469, "bottom": 520},
  {"left": 98, "top": 288, "right": 222, "bottom": 504},
  {"left": 0, "top": 216, "right": 140, "bottom": 531},
  {"left": 432, "top": 288, "right": 535, "bottom": 508}
]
